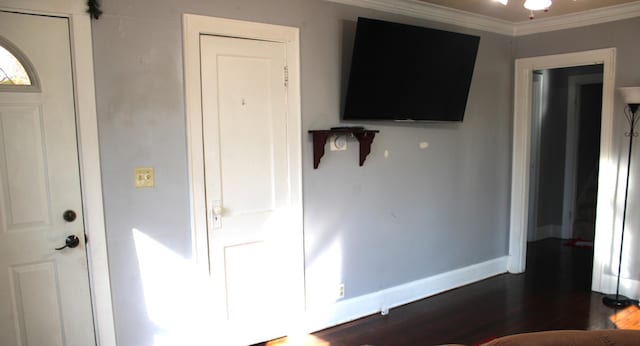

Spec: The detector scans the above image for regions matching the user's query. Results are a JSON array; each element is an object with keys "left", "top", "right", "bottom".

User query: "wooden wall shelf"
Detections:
[{"left": 308, "top": 128, "right": 379, "bottom": 169}]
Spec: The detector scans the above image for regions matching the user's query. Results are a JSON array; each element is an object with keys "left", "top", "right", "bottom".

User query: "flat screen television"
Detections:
[{"left": 343, "top": 18, "right": 480, "bottom": 122}]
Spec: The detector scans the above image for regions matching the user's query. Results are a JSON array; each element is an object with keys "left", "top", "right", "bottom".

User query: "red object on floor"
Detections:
[{"left": 563, "top": 239, "right": 593, "bottom": 248}]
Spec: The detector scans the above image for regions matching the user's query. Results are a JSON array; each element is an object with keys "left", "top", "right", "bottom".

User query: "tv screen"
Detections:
[{"left": 343, "top": 18, "right": 480, "bottom": 122}]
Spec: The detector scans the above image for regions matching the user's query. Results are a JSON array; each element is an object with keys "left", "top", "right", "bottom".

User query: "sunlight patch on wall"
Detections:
[
  {"left": 594, "top": 150, "right": 623, "bottom": 283},
  {"left": 133, "top": 228, "right": 218, "bottom": 346},
  {"left": 134, "top": 208, "right": 308, "bottom": 345},
  {"left": 306, "top": 236, "right": 344, "bottom": 308},
  {"left": 609, "top": 159, "right": 635, "bottom": 281}
]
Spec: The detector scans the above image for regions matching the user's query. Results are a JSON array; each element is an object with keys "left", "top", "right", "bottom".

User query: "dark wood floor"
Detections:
[{"left": 259, "top": 238, "right": 633, "bottom": 346}]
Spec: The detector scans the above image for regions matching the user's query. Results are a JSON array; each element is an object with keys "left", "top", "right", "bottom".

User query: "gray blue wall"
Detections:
[{"left": 90, "top": 1, "right": 636, "bottom": 345}]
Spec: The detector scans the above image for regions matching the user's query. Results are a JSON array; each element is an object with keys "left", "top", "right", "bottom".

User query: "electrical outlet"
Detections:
[
  {"left": 338, "top": 283, "right": 345, "bottom": 299},
  {"left": 134, "top": 167, "right": 154, "bottom": 188}
]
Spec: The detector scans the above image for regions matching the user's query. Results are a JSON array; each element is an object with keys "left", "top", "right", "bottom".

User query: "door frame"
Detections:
[
  {"left": 527, "top": 72, "right": 544, "bottom": 242},
  {"left": 508, "top": 48, "right": 615, "bottom": 294},
  {"left": 561, "top": 73, "right": 603, "bottom": 239},
  {"left": 183, "top": 11, "right": 304, "bottom": 305},
  {"left": 0, "top": 1, "right": 115, "bottom": 345}
]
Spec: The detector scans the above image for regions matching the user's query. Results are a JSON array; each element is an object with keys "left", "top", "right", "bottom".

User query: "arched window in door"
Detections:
[{"left": 0, "top": 36, "right": 40, "bottom": 91}]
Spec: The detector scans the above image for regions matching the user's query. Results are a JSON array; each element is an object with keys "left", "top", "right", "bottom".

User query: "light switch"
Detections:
[{"left": 134, "top": 167, "right": 154, "bottom": 188}]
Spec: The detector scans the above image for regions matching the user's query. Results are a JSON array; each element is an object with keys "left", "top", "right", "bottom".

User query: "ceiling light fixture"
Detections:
[
  {"left": 494, "top": 0, "right": 553, "bottom": 19},
  {"left": 524, "top": 0, "right": 552, "bottom": 11}
]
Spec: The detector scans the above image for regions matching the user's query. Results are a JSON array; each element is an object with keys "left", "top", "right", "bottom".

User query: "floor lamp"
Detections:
[{"left": 603, "top": 86, "right": 640, "bottom": 308}]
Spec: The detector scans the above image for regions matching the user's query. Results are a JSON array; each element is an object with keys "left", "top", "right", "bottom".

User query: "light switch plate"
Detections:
[{"left": 134, "top": 167, "right": 154, "bottom": 188}]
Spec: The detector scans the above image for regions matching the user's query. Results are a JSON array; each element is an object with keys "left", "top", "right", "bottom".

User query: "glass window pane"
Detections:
[{"left": 0, "top": 44, "right": 31, "bottom": 86}]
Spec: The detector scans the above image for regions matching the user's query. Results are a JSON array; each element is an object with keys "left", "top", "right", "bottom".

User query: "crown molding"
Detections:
[
  {"left": 326, "top": 0, "right": 515, "bottom": 35},
  {"left": 326, "top": 0, "right": 640, "bottom": 37},
  {"left": 513, "top": 1, "right": 640, "bottom": 36}
]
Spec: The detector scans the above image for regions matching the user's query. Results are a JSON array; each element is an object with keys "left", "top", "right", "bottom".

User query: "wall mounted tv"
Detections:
[{"left": 343, "top": 17, "right": 480, "bottom": 122}]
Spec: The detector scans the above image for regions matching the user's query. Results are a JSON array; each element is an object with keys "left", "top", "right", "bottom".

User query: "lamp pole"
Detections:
[{"left": 603, "top": 101, "right": 640, "bottom": 308}]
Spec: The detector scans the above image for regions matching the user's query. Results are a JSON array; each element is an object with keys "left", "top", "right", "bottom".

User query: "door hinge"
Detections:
[{"left": 284, "top": 66, "right": 289, "bottom": 87}]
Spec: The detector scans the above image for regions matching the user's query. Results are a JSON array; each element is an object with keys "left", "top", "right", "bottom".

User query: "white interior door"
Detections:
[
  {"left": 200, "top": 34, "right": 302, "bottom": 345},
  {"left": 0, "top": 11, "right": 95, "bottom": 346}
]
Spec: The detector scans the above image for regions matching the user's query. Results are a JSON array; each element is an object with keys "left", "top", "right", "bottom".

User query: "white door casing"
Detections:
[
  {"left": 0, "top": 11, "right": 94, "bottom": 346},
  {"left": 183, "top": 15, "right": 303, "bottom": 345},
  {"left": 509, "top": 48, "right": 616, "bottom": 295}
]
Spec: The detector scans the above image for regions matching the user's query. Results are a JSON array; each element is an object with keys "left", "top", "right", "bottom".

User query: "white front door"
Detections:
[
  {"left": 0, "top": 11, "right": 95, "bottom": 346},
  {"left": 200, "top": 34, "right": 303, "bottom": 345}
]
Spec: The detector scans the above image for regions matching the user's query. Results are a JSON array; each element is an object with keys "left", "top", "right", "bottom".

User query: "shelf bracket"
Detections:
[
  {"left": 309, "top": 128, "right": 379, "bottom": 169},
  {"left": 310, "top": 131, "right": 331, "bottom": 169},
  {"left": 353, "top": 131, "right": 377, "bottom": 166}
]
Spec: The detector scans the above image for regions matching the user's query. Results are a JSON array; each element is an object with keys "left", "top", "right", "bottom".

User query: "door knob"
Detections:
[
  {"left": 211, "top": 201, "right": 223, "bottom": 229},
  {"left": 63, "top": 210, "right": 77, "bottom": 222},
  {"left": 55, "top": 235, "right": 80, "bottom": 250}
]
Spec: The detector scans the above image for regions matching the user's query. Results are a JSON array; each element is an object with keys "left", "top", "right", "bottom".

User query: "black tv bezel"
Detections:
[{"left": 342, "top": 17, "right": 480, "bottom": 123}]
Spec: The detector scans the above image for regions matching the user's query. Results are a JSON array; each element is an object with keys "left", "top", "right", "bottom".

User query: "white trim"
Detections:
[
  {"left": 183, "top": 14, "right": 303, "bottom": 274},
  {"left": 601, "top": 273, "right": 640, "bottom": 300},
  {"left": 513, "top": 2, "right": 640, "bottom": 36},
  {"left": 326, "top": 0, "right": 514, "bottom": 35},
  {"left": 0, "top": 3, "right": 115, "bottom": 345},
  {"left": 325, "top": 0, "right": 640, "bottom": 37},
  {"left": 183, "top": 12, "right": 303, "bottom": 273},
  {"left": 0, "top": 0, "right": 86, "bottom": 16},
  {"left": 182, "top": 11, "right": 305, "bottom": 329},
  {"left": 562, "top": 73, "right": 603, "bottom": 240},
  {"left": 305, "top": 257, "right": 508, "bottom": 333},
  {"left": 69, "top": 14, "right": 116, "bottom": 346},
  {"left": 509, "top": 49, "right": 616, "bottom": 296}
]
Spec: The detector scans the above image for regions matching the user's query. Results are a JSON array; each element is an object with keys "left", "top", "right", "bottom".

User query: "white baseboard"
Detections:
[
  {"left": 304, "top": 256, "right": 508, "bottom": 333},
  {"left": 597, "top": 273, "right": 640, "bottom": 301},
  {"left": 533, "top": 224, "right": 563, "bottom": 241}
]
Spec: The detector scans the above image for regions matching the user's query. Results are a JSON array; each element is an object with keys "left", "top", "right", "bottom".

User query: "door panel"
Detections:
[
  {"left": 200, "top": 34, "right": 299, "bottom": 345},
  {"left": 0, "top": 11, "right": 95, "bottom": 346},
  {"left": 0, "top": 105, "right": 50, "bottom": 228},
  {"left": 9, "top": 262, "right": 64, "bottom": 346},
  {"left": 217, "top": 54, "right": 281, "bottom": 214}
]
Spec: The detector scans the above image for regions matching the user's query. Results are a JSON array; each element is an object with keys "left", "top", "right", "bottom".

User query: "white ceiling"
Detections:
[{"left": 417, "top": 0, "right": 639, "bottom": 22}]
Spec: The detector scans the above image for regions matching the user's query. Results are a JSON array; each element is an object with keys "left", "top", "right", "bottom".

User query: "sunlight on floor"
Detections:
[
  {"left": 266, "top": 334, "right": 331, "bottom": 346},
  {"left": 609, "top": 305, "right": 640, "bottom": 330}
]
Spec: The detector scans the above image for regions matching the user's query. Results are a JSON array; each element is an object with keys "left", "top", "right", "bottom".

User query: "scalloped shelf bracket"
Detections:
[{"left": 308, "top": 128, "right": 379, "bottom": 169}]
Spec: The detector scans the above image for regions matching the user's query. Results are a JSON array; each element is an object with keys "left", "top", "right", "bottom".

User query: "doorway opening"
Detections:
[
  {"left": 527, "top": 64, "right": 603, "bottom": 291},
  {"left": 508, "top": 48, "right": 616, "bottom": 295}
]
